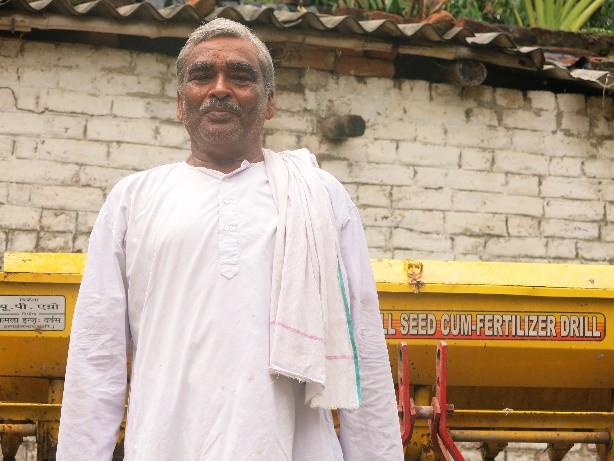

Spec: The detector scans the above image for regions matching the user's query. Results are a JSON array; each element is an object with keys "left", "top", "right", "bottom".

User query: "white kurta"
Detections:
[{"left": 57, "top": 159, "right": 403, "bottom": 461}]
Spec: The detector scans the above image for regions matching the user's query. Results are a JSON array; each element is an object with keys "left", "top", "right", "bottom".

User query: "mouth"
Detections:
[
  {"left": 205, "top": 110, "right": 235, "bottom": 119},
  {"left": 201, "top": 108, "right": 240, "bottom": 125}
]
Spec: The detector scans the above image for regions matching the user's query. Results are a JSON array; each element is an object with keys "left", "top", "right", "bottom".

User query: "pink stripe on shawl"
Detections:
[{"left": 270, "top": 320, "right": 324, "bottom": 342}]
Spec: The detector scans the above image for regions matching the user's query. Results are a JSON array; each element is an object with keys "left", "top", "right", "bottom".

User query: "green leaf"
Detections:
[
  {"left": 523, "top": 0, "right": 537, "bottom": 24},
  {"left": 545, "top": 0, "right": 555, "bottom": 27},
  {"left": 569, "top": 0, "right": 606, "bottom": 29},
  {"left": 560, "top": 0, "right": 599, "bottom": 28},
  {"left": 552, "top": 0, "right": 564, "bottom": 24},
  {"left": 553, "top": 0, "right": 564, "bottom": 26},
  {"left": 559, "top": 0, "right": 578, "bottom": 22},
  {"left": 386, "top": 0, "right": 402, "bottom": 14},
  {"left": 534, "top": 0, "right": 546, "bottom": 26},
  {"left": 513, "top": 6, "right": 526, "bottom": 24}
]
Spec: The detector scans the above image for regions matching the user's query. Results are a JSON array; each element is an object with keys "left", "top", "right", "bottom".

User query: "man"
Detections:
[{"left": 57, "top": 18, "right": 403, "bottom": 460}]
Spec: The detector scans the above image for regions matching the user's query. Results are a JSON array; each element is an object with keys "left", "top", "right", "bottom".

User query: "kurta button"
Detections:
[{"left": 224, "top": 225, "right": 230, "bottom": 231}]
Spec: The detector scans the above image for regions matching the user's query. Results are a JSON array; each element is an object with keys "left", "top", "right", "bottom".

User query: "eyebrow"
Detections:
[
  {"left": 186, "top": 61, "right": 213, "bottom": 77},
  {"left": 227, "top": 61, "right": 259, "bottom": 78},
  {"left": 186, "top": 60, "right": 260, "bottom": 79}
]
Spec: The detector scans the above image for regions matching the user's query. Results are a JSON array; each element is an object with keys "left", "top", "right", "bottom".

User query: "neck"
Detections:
[{"left": 186, "top": 146, "right": 264, "bottom": 174}]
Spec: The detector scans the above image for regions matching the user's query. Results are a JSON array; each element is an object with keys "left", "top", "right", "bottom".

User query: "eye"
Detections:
[
  {"left": 231, "top": 72, "right": 255, "bottom": 84},
  {"left": 191, "top": 72, "right": 212, "bottom": 82}
]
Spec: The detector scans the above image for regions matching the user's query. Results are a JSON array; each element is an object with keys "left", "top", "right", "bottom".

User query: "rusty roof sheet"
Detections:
[{"left": 1, "top": 0, "right": 612, "bottom": 91}]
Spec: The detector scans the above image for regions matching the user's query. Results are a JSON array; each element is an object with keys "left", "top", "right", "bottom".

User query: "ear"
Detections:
[
  {"left": 176, "top": 90, "right": 184, "bottom": 122},
  {"left": 265, "top": 91, "right": 276, "bottom": 120}
]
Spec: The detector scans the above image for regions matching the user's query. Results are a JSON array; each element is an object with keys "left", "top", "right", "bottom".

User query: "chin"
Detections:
[
  {"left": 203, "top": 132, "right": 243, "bottom": 146},
  {"left": 197, "top": 124, "right": 237, "bottom": 140}
]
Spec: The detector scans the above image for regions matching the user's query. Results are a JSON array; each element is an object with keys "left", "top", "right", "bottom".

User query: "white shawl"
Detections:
[{"left": 263, "top": 148, "right": 361, "bottom": 410}]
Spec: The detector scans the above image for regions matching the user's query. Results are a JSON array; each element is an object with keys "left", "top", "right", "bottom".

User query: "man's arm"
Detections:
[
  {"left": 57, "top": 205, "right": 129, "bottom": 460},
  {"left": 337, "top": 203, "right": 404, "bottom": 460}
]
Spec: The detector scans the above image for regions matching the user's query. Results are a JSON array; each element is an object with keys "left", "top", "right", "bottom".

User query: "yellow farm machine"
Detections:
[{"left": 1, "top": 253, "right": 613, "bottom": 460}]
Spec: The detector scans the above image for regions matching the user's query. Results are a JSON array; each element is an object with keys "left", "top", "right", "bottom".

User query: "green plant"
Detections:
[
  {"left": 336, "top": 0, "right": 405, "bottom": 13},
  {"left": 585, "top": 0, "right": 613, "bottom": 30},
  {"left": 513, "top": 0, "right": 606, "bottom": 30},
  {"left": 447, "top": 0, "right": 519, "bottom": 23},
  {"left": 310, "top": 0, "right": 339, "bottom": 9}
]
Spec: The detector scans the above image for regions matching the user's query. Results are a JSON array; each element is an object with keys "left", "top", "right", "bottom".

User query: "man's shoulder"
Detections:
[
  {"left": 271, "top": 147, "right": 348, "bottom": 199},
  {"left": 268, "top": 147, "right": 356, "bottom": 227},
  {"left": 111, "top": 162, "right": 183, "bottom": 194},
  {"left": 315, "top": 168, "right": 347, "bottom": 198},
  {"left": 101, "top": 162, "right": 184, "bottom": 215},
  {"left": 315, "top": 166, "right": 356, "bottom": 229}
]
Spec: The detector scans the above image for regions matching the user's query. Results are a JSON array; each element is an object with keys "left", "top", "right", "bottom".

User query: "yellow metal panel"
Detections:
[
  {"left": 0, "top": 403, "right": 62, "bottom": 422},
  {"left": 0, "top": 378, "right": 50, "bottom": 403},
  {"left": 1, "top": 254, "right": 614, "bottom": 434},
  {"left": 449, "top": 410, "right": 614, "bottom": 430},
  {"left": 372, "top": 259, "right": 614, "bottom": 297},
  {"left": 0, "top": 281, "right": 78, "bottom": 377},
  {"left": 382, "top": 291, "right": 614, "bottom": 388},
  {"left": 2, "top": 252, "right": 85, "bottom": 284},
  {"left": 446, "top": 387, "right": 612, "bottom": 412}
]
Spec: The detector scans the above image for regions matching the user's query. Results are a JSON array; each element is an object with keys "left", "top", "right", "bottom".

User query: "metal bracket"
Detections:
[
  {"left": 397, "top": 341, "right": 465, "bottom": 461},
  {"left": 406, "top": 261, "right": 424, "bottom": 291},
  {"left": 0, "top": 424, "right": 34, "bottom": 461},
  {"left": 480, "top": 442, "right": 508, "bottom": 461},
  {"left": 397, "top": 342, "right": 416, "bottom": 446},
  {"left": 432, "top": 342, "right": 465, "bottom": 461},
  {"left": 546, "top": 442, "right": 574, "bottom": 461}
]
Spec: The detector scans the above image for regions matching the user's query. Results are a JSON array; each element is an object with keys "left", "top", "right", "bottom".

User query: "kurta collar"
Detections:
[{"left": 183, "top": 159, "right": 263, "bottom": 180}]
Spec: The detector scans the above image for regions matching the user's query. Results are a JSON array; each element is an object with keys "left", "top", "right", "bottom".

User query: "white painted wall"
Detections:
[
  {"left": 1, "top": 35, "right": 613, "bottom": 461},
  {"left": 1, "top": 37, "right": 612, "bottom": 263}
]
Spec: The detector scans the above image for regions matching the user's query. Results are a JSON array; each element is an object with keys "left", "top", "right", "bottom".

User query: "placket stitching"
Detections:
[{"left": 218, "top": 176, "right": 239, "bottom": 279}]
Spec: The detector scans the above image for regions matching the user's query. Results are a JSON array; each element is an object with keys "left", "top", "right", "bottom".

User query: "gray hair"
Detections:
[{"left": 176, "top": 18, "right": 275, "bottom": 96}]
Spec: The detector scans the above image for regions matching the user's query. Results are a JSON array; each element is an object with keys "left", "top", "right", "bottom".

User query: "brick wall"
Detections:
[
  {"left": 1, "top": 37, "right": 612, "bottom": 263},
  {"left": 1, "top": 34, "right": 612, "bottom": 461},
  {"left": 265, "top": 70, "right": 613, "bottom": 263}
]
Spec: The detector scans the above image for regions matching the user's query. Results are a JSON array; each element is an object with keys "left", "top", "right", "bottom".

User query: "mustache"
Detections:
[{"left": 199, "top": 99, "right": 242, "bottom": 116}]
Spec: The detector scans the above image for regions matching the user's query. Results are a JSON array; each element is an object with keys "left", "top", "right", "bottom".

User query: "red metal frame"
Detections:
[
  {"left": 433, "top": 342, "right": 465, "bottom": 461},
  {"left": 397, "top": 342, "right": 416, "bottom": 445},
  {"left": 397, "top": 341, "right": 465, "bottom": 461}
]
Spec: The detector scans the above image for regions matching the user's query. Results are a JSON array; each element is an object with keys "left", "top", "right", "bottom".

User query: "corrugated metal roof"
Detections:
[{"left": 1, "top": 0, "right": 612, "bottom": 91}]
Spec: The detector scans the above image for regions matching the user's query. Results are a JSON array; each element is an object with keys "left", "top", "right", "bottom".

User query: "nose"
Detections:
[{"left": 210, "top": 73, "right": 231, "bottom": 98}]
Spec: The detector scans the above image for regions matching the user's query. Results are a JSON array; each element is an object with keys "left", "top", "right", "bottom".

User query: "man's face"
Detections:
[{"left": 177, "top": 36, "right": 275, "bottom": 151}]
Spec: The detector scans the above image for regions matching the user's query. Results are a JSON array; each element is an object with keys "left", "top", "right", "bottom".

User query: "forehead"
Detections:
[{"left": 185, "top": 36, "right": 261, "bottom": 69}]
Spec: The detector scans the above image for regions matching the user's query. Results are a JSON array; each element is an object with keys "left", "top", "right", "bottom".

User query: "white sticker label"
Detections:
[{"left": 0, "top": 296, "right": 66, "bottom": 331}]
